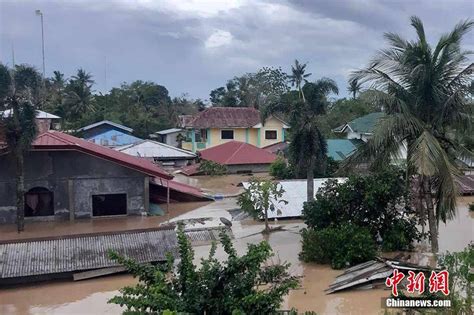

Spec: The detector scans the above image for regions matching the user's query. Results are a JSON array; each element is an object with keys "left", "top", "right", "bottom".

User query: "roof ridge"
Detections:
[{"left": 224, "top": 141, "right": 246, "bottom": 164}]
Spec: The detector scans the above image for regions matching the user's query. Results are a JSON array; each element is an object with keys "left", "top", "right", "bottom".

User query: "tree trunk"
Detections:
[
  {"left": 16, "top": 149, "right": 25, "bottom": 232},
  {"left": 307, "top": 158, "right": 315, "bottom": 202},
  {"left": 264, "top": 206, "right": 269, "bottom": 234},
  {"left": 422, "top": 176, "right": 438, "bottom": 253}
]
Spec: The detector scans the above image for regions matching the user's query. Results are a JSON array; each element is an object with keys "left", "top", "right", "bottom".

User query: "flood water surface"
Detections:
[{"left": 1, "top": 195, "right": 472, "bottom": 315}]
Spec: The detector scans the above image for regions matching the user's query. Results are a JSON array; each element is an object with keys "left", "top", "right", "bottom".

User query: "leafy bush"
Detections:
[
  {"left": 469, "top": 203, "right": 474, "bottom": 212},
  {"left": 198, "top": 160, "right": 228, "bottom": 176},
  {"left": 269, "top": 156, "right": 293, "bottom": 179},
  {"left": 302, "top": 166, "right": 421, "bottom": 251},
  {"left": 109, "top": 226, "right": 298, "bottom": 314},
  {"left": 300, "top": 223, "right": 376, "bottom": 269},
  {"left": 237, "top": 178, "right": 287, "bottom": 233}
]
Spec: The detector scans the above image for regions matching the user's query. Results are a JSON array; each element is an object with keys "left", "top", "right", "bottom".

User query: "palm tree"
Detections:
[
  {"left": 347, "top": 78, "right": 362, "bottom": 99},
  {"left": 63, "top": 68, "right": 95, "bottom": 119},
  {"left": 346, "top": 16, "right": 473, "bottom": 253},
  {"left": 266, "top": 78, "right": 338, "bottom": 201},
  {"left": 288, "top": 60, "right": 312, "bottom": 102},
  {"left": 0, "top": 64, "right": 41, "bottom": 232}
]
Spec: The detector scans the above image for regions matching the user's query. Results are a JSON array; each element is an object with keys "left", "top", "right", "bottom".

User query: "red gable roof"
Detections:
[
  {"left": 200, "top": 141, "right": 277, "bottom": 165},
  {"left": 30, "top": 131, "right": 172, "bottom": 179},
  {"left": 184, "top": 107, "right": 261, "bottom": 129}
]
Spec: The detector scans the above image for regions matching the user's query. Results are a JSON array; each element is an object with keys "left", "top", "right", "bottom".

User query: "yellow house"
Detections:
[{"left": 179, "top": 107, "right": 289, "bottom": 152}]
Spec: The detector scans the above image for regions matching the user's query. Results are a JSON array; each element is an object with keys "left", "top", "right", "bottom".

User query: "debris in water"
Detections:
[{"left": 325, "top": 258, "right": 434, "bottom": 294}]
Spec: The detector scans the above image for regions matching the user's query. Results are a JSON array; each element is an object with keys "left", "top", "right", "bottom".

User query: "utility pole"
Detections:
[{"left": 35, "top": 10, "right": 45, "bottom": 78}]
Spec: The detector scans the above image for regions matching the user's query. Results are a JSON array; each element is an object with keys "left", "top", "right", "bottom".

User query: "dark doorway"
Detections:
[
  {"left": 92, "top": 194, "right": 127, "bottom": 216},
  {"left": 25, "top": 187, "right": 54, "bottom": 217}
]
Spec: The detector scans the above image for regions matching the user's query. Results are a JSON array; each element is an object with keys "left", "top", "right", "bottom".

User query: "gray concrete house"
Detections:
[{"left": 0, "top": 131, "right": 173, "bottom": 224}]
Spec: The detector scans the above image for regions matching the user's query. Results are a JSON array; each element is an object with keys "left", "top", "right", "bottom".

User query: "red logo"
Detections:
[
  {"left": 385, "top": 269, "right": 405, "bottom": 296},
  {"left": 386, "top": 270, "right": 450, "bottom": 296}
]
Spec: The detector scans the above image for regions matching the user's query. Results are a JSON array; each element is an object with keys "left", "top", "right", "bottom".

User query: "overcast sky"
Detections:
[{"left": 1, "top": 0, "right": 473, "bottom": 100}]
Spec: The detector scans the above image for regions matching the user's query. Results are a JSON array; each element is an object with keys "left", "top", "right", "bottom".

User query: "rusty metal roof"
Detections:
[
  {"left": 0, "top": 226, "right": 177, "bottom": 280},
  {"left": 200, "top": 141, "right": 277, "bottom": 165},
  {"left": 182, "top": 107, "right": 261, "bottom": 129},
  {"left": 30, "top": 131, "right": 172, "bottom": 179}
]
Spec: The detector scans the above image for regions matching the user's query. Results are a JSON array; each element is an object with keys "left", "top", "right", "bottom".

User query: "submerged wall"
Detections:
[{"left": 0, "top": 151, "right": 147, "bottom": 224}]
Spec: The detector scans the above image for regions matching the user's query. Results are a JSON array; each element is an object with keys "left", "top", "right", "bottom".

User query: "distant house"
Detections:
[
  {"left": 0, "top": 131, "right": 210, "bottom": 224},
  {"left": 116, "top": 139, "right": 196, "bottom": 168},
  {"left": 1, "top": 109, "right": 61, "bottom": 134},
  {"left": 151, "top": 128, "right": 185, "bottom": 147},
  {"left": 179, "top": 107, "right": 289, "bottom": 152},
  {"left": 77, "top": 120, "right": 142, "bottom": 147},
  {"left": 333, "top": 112, "right": 385, "bottom": 142},
  {"left": 263, "top": 139, "right": 363, "bottom": 162},
  {"left": 183, "top": 141, "right": 277, "bottom": 174},
  {"left": 333, "top": 112, "right": 406, "bottom": 162}
]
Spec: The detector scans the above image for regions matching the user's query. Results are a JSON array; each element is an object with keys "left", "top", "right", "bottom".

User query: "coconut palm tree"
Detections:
[
  {"left": 0, "top": 64, "right": 41, "bottom": 232},
  {"left": 346, "top": 16, "right": 473, "bottom": 253},
  {"left": 288, "top": 60, "right": 312, "bottom": 102},
  {"left": 63, "top": 68, "right": 95, "bottom": 119},
  {"left": 265, "top": 78, "right": 338, "bottom": 201},
  {"left": 347, "top": 78, "right": 362, "bottom": 99}
]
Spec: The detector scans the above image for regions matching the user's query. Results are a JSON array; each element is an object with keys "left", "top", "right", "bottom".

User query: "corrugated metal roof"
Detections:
[
  {"left": 338, "top": 112, "right": 385, "bottom": 134},
  {"left": 326, "top": 139, "right": 362, "bottom": 161},
  {"left": 0, "top": 227, "right": 177, "bottom": 280},
  {"left": 200, "top": 141, "right": 277, "bottom": 165},
  {"left": 116, "top": 140, "right": 196, "bottom": 159},
  {"left": 183, "top": 107, "right": 261, "bottom": 129},
  {"left": 155, "top": 128, "right": 184, "bottom": 135},
  {"left": 77, "top": 120, "right": 134, "bottom": 133},
  {"left": 150, "top": 177, "right": 212, "bottom": 200},
  {"left": 31, "top": 131, "right": 172, "bottom": 179},
  {"left": 242, "top": 178, "right": 347, "bottom": 218},
  {"left": 1, "top": 109, "right": 60, "bottom": 119}
]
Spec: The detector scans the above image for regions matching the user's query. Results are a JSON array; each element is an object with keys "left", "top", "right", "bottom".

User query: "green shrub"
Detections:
[
  {"left": 302, "top": 166, "right": 422, "bottom": 251},
  {"left": 109, "top": 226, "right": 299, "bottom": 314},
  {"left": 300, "top": 223, "right": 377, "bottom": 269},
  {"left": 269, "top": 156, "right": 293, "bottom": 179},
  {"left": 469, "top": 203, "right": 474, "bottom": 212},
  {"left": 198, "top": 160, "right": 228, "bottom": 176}
]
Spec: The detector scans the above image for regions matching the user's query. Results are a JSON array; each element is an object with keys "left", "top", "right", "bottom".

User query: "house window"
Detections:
[
  {"left": 265, "top": 130, "right": 277, "bottom": 140},
  {"left": 92, "top": 193, "right": 127, "bottom": 216},
  {"left": 221, "top": 130, "right": 234, "bottom": 140},
  {"left": 25, "top": 187, "right": 54, "bottom": 217}
]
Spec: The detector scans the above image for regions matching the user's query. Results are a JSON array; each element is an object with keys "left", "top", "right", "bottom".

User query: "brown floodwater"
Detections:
[{"left": 0, "top": 183, "right": 472, "bottom": 315}]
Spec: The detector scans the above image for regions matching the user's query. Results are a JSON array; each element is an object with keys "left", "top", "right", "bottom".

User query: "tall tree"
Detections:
[
  {"left": 347, "top": 78, "right": 362, "bottom": 99},
  {"left": 288, "top": 59, "right": 311, "bottom": 102},
  {"left": 265, "top": 78, "right": 338, "bottom": 201},
  {"left": 346, "top": 16, "right": 473, "bottom": 253},
  {"left": 63, "top": 68, "right": 96, "bottom": 121},
  {"left": 0, "top": 64, "right": 41, "bottom": 232}
]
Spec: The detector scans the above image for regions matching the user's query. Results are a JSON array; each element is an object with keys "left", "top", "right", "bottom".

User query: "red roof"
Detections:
[
  {"left": 183, "top": 107, "right": 261, "bottom": 129},
  {"left": 150, "top": 177, "right": 211, "bottom": 200},
  {"left": 29, "top": 131, "right": 172, "bottom": 179},
  {"left": 200, "top": 141, "right": 277, "bottom": 165}
]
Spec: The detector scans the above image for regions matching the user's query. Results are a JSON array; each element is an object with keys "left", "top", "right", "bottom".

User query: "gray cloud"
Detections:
[{"left": 1, "top": 0, "right": 472, "bottom": 100}]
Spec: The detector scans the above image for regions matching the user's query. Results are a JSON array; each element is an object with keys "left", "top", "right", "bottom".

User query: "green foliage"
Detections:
[
  {"left": 302, "top": 166, "right": 422, "bottom": 252},
  {"left": 269, "top": 156, "right": 293, "bottom": 179},
  {"left": 109, "top": 226, "right": 299, "bottom": 314},
  {"left": 469, "top": 203, "right": 474, "bottom": 212},
  {"left": 438, "top": 244, "right": 474, "bottom": 314},
  {"left": 198, "top": 160, "right": 228, "bottom": 176},
  {"left": 237, "top": 178, "right": 287, "bottom": 233},
  {"left": 300, "top": 223, "right": 376, "bottom": 269},
  {"left": 209, "top": 67, "right": 289, "bottom": 109}
]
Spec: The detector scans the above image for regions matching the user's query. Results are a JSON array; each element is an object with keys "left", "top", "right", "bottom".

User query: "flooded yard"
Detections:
[{"left": 0, "top": 172, "right": 472, "bottom": 315}]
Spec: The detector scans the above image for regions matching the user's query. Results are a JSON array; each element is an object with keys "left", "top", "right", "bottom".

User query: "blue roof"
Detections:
[{"left": 326, "top": 139, "right": 362, "bottom": 161}]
